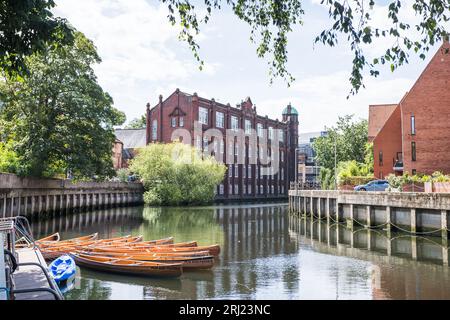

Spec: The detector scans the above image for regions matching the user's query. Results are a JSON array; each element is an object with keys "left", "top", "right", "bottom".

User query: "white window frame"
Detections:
[
  {"left": 216, "top": 111, "right": 224, "bottom": 128},
  {"left": 268, "top": 126, "right": 274, "bottom": 139},
  {"left": 245, "top": 119, "right": 252, "bottom": 134},
  {"left": 257, "top": 123, "right": 264, "bottom": 137},
  {"left": 199, "top": 107, "right": 208, "bottom": 125},
  {"left": 180, "top": 117, "right": 184, "bottom": 127},
  {"left": 231, "top": 116, "right": 239, "bottom": 131},
  {"left": 171, "top": 117, "right": 177, "bottom": 127}
]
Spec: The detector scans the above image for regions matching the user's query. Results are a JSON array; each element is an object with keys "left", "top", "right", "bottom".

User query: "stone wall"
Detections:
[{"left": 0, "top": 173, "right": 144, "bottom": 218}]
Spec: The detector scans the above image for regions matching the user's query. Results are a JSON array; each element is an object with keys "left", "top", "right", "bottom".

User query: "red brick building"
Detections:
[
  {"left": 370, "top": 41, "right": 450, "bottom": 178},
  {"left": 145, "top": 89, "right": 299, "bottom": 200}
]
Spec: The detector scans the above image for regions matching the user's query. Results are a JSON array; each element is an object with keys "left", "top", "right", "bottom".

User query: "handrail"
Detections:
[{"left": 15, "top": 262, "right": 64, "bottom": 300}]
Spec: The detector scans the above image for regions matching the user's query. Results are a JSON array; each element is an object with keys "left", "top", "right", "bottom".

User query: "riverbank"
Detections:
[{"left": 0, "top": 173, "right": 144, "bottom": 218}]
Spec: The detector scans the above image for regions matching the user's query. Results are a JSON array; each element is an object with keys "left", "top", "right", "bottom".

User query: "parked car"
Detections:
[{"left": 354, "top": 180, "right": 389, "bottom": 192}]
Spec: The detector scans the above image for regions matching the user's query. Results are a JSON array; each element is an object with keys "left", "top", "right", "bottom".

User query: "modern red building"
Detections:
[
  {"left": 145, "top": 89, "right": 299, "bottom": 200},
  {"left": 370, "top": 40, "right": 450, "bottom": 178}
]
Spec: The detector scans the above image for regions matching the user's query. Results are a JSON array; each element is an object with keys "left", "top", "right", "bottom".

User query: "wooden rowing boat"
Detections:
[
  {"left": 76, "top": 251, "right": 215, "bottom": 269},
  {"left": 71, "top": 253, "right": 183, "bottom": 278},
  {"left": 86, "top": 244, "right": 220, "bottom": 256},
  {"left": 145, "top": 244, "right": 221, "bottom": 256},
  {"left": 37, "top": 233, "right": 60, "bottom": 242},
  {"left": 84, "top": 246, "right": 211, "bottom": 257},
  {"left": 39, "top": 235, "right": 143, "bottom": 249},
  {"left": 91, "top": 240, "right": 197, "bottom": 251},
  {"left": 95, "top": 237, "right": 175, "bottom": 248},
  {"left": 39, "top": 233, "right": 98, "bottom": 246}
]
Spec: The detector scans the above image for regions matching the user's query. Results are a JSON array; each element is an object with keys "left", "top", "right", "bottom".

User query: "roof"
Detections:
[
  {"left": 114, "top": 129, "right": 146, "bottom": 149},
  {"left": 368, "top": 104, "right": 398, "bottom": 141},
  {"left": 282, "top": 104, "right": 298, "bottom": 115}
]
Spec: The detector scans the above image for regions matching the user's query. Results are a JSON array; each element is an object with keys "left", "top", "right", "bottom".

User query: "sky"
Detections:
[{"left": 52, "top": 0, "right": 446, "bottom": 133}]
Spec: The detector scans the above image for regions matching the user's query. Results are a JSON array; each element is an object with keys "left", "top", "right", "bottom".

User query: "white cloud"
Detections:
[
  {"left": 52, "top": 0, "right": 220, "bottom": 121},
  {"left": 260, "top": 71, "right": 413, "bottom": 133}
]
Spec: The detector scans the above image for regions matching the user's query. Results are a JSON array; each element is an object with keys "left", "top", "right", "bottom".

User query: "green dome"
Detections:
[{"left": 282, "top": 104, "right": 298, "bottom": 115}]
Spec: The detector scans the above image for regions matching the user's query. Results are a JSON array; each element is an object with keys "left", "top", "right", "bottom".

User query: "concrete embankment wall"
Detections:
[
  {"left": 288, "top": 190, "right": 450, "bottom": 238},
  {"left": 0, "top": 173, "right": 144, "bottom": 218}
]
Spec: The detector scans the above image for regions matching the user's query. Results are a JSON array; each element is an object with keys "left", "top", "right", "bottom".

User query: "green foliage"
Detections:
[
  {"left": 0, "top": 31, "right": 126, "bottom": 179},
  {"left": 386, "top": 171, "right": 450, "bottom": 191},
  {"left": 0, "top": 141, "right": 21, "bottom": 174},
  {"left": 130, "top": 142, "right": 226, "bottom": 206},
  {"left": 161, "top": 0, "right": 449, "bottom": 93},
  {"left": 116, "top": 168, "right": 130, "bottom": 183},
  {"left": 319, "top": 167, "right": 335, "bottom": 190},
  {"left": 313, "top": 115, "right": 369, "bottom": 170},
  {"left": 0, "top": 0, "right": 74, "bottom": 76},
  {"left": 336, "top": 160, "right": 374, "bottom": 186},
  {"left": 125, "top": 115, "right": 147, "bottom": 129}
]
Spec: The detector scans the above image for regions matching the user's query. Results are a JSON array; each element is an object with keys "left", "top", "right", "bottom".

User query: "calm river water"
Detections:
[{"left": 30, "top": 203, "right": 450, "bottom": 300}]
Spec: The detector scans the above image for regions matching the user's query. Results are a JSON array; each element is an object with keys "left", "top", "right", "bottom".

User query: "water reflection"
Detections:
[{"left": 28, "top": 204, "right": 450, "bottom": 299}]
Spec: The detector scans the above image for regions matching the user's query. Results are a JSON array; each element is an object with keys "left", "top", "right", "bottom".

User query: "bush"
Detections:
[
  {"left": 0, "top": 141, "right": 21, "bottom": 174},
  {"left": 337, "top": 160, "right": 374, "bottom": 186},
  {"left": 116, "top": 168, "right": 130, "bottom": 183},
  {"left": 130, "top": 142, "right": 226, "bottom": 206}
]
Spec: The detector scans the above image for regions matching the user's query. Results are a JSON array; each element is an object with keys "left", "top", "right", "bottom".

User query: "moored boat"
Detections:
[
  {"left": 37, "top": 233, "right": 60, "bottom": 242},
  {"left": 77, "top": 251, "right": 215, "bottom": 269},
  {"left": 49, "top": 255, "right": 77, "bottom": 283},
  {"left": 71, "top": 253, "right": 183, "bottom": 278}
]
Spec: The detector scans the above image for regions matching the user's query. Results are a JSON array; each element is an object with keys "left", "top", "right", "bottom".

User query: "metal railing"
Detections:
[{"left": 290, "top": 181, "right": 321, "bottom": 190}]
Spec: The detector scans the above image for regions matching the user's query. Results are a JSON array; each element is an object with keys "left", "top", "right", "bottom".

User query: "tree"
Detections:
[
  {"left": 130, "top": 142, "right": 226, "bottom": 205},
  {"left": 0, "top": 0, "right": 73, "bottom": 76},
  {"left": 313, "top": 115, "right": 368, "bottom": 171},
  {"left": 160, "top": 0, "right": 449, "bottom": 93},
  {"left": 125, "top": 115, "right": 147, "bottom": 129},
  {"left": 0, "top": 31, "right": 126, "bottom": 179}
]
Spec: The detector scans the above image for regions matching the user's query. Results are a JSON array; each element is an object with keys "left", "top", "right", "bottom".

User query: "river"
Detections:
[{"left": 29, "top": 203, "right": 450, "bottom": 300}]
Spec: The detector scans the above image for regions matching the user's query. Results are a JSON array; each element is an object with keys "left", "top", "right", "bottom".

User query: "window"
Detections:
[
  {"left": 152, "top": 120, "right": 157, "bottom": 140},
  {"left": 248, "top": 165, "right": 251, "bottom": 178},
  {"left": 199, "top": 107, "right": 208, "bottom": 125},
  {"left": 260, "top": 185, "right": 263, "bottom": 194},
  {"left": 281, "top": 151, "right": 284, "bottom": 162},
  {"left": 216, "top": 112, "right": 224, "bottom": 128},
  {"left": 256, "top": 166, "right": 259, "bottom": 179},
  {"left": 243, "top": 185, "right": 246, "bottom": 195},
  {"left": 268, "top": 127, "right": 274, "bottom": 139},
  {"left": 412, "top": 169, "right": 417, "bottom": 175},
  {"left": 235, "top": 184, "right": 239, "bottom": 195},
  {"left": 248, "top": 145, "right": 252, "bottom": 159},
  {"left": 243, "top": 165, "right": 246, "bottom": 178},
  {"left": 281, "top": 168, "right": 284, "bottom": 180},
  {"left": 379, "top": 151, "right": 383, "bottom": 166},
  {"left": 245, "top": 119, "right": 252, "bottom": 134},
  {"left": 271, "top": 185, "right": 275, "bottom": 194},
  {"left": 279, "top": 129, "right": 284, "bottom": 142},
  {"left": 220, "top": 140, "right": 224, "bottom": 154},
  {"left": 411, "top": 142, "right": 416, "bottom": 161},
  {"left": 234, "top": 143, "right": 239, "bottom": 156},
  {"left": 229, "top": 165, "right": 233, "bottom": 177},
  {"left": 411, "top": 115, "right": 415, "bottom": 135},
  {"left": 179, "top": 117, "right": 184, "bottom": 127},
  {"left": 231, "top": 116, "right": 239, "bottom": 131},
  {"left": 171, "top": 117, "right": 177, "bottom": 127},
  {"left": 219, "top": 184, "right": 224, "bottom": 195},
  {"left": 248, "top": 184, "right": 252, "bottom": 194},
  {"left": 257, "top": 123, "right": 264, "bottom": 137},
  {"left": 234, "top": 165, "right": 238, "bottom": 177}
]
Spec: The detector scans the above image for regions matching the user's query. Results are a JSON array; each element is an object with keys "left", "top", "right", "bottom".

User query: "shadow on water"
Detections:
[{"left": 28, "top": 204, "right": 450, "bottom": 299}]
